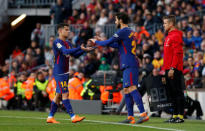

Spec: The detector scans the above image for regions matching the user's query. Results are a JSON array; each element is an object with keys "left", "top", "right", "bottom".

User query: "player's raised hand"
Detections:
[
  {"left": 89, "top": 38, "right": 97, "bottom": 44},
  {"left": 80, "top": 44, "right": 94, "bottom": 52}
]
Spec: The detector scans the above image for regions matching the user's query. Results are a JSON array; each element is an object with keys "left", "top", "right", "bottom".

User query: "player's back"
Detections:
[
  {"left": 116, "top": 27, "right": 138, "bottom": 69},
  {"left": 53, "top": 38, "right": 70, "bottom": 75}
]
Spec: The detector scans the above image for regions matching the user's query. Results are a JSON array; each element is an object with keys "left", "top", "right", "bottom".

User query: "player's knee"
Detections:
[
  {"left": 53, "top": 93, "right": 61, "bottom": 104},
  {"left": 123, "top": 88, "right": 129, "bottom": 94}
]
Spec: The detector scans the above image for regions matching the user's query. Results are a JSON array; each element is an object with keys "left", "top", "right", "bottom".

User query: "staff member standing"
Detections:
[{"left": 163, "top": 15, "right": 185, "bottom": 123}]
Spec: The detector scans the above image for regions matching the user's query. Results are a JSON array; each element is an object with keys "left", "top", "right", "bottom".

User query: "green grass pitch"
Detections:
[{"left": 0, "top": 110, "right": 205, "bottom": 131}]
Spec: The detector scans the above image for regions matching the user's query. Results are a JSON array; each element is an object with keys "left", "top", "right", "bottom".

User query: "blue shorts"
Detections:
[
  {"left": 54, "top": 74, "right": 69, "bottom": 94},
  {"left": 123, "top": 68, "right": 138, "bottom": 88}
]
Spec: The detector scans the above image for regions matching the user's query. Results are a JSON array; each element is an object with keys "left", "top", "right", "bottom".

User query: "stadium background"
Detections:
[{"left": 0, "top": 0, "right": 205, "bottom": 130}]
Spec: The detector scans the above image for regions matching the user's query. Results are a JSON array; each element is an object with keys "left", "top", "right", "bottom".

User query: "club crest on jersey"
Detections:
[
  {"left": 57, "top": 43, "right": 62, "bottom": 48},
  {"left": 113, "top": 34, "right": 119, "bottom": 38},
  {"left": 164, "top": 38, "right": 170, "bottom": 47}
]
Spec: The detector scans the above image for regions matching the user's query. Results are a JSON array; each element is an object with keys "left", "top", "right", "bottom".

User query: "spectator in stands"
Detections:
[
  {"left": 192, "top": 29, "right": 203, "bottom": 50},
  {"left": 12, "top": 61, "right": 19, "bottom": 73},
  {"left": 99, "top": 57, "right": 110, "bottom": 71},
  {"left": 24, "top": 54, "right": 36, "bottom": 69},
  {"left": 31, "top": 23, "right": 44, "bottom": 47},
  {"left": 69, "top": 58, "right": 78, "bottom": 71},
  {"left": 193, "top": 70, "right": 203, "bottom": 88},
  {"left": 44, "top": 47, "right": 53, "bottom": 66},
  {"left": 76, "top": 13, "right": 86, "bottom": 24},
  {"left": 78, "top": 2, "right": 87, "bottom": 16},
  {"left": 89, "top": 14, "right": 98, "bottom": 25},
  {"left": 94, "top": 27, "right": 106, "bottom": 40},
  {"left": 68, "top": 9, "right": 79, "bottom": 24},
  {"left": 62, "top": 0, "right": 73, "bottom": 19},
  {"left": 97, "top": 10, "right": 108, "bottom": 26},
  {"left": 12, "top": 46, "right": 23, "bottom": 59},
  {"left": 141, "top": 54, "right": 154, "bottom": 75},
  {"left": 50, "top": 0, "right": 66, "bottom": 24},
  {"left": 107, "top": 12, "right": 115, "bottom": 24},
  {"left": 35, "top": 48, "right": 45, "bottom": 66},
  {"left": 87, "top": 0, "right": 97, "bottom": 13},
  {"left": 19, "top": 61, "right": 29, "bottom": 73},
  {"left": 30, "top": 41, "right": 39, "bottom": 55},
  {"left": 152, "top": 51, "right": 163, "bottom": 70},
  {"left": 134, "top": 26, "right": 150, "bottom": 45},
  {"left": 154, "top": 29, "right": 164, "bottom": 46},
  {"left": 83, "top": 52, "right": 100, "bottom": 76},
  {"left": 184, "top": 69, "right": 193, "bottom": 89},
  {"left": 181, "top": 20, "right": 192, "bottom": 32},
  {"left": 193, "top": 52, "right": 203, "bottom": 71},
  {"left": 46, "top": 35, "right": 55, "bottom": 48},
  {"left": 144, "top": 11, "right": 155, "bottom": 31},
  {"left": 77, "top": 21, "right": 93, "bottom": 46},
  {"left": 200, "top": 40, "right": 205, "bottom": 52},
  {"left": 184, "top": 31, "right": 194, "bottom": 48},
  {"left": 26, "top": 48, "right": 35, "bottom": 56}
]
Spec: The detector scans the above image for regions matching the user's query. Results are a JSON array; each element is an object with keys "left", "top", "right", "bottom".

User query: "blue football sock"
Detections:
[
  {"left": 130, "top": 89, "right": 145, "bottom": 113},
  {"left": 125, "top": 94, "right": 134, "bottom": 116},
  {"left": 62, "top": 99, "right": 75, "bottom": 118},
  {"left": 48, "top": 101, "right": 58, "bottom": 117}
]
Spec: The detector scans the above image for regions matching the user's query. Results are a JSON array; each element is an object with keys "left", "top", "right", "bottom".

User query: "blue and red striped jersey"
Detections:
[
  {"left": 53, "top": 38, "right": 84, "bottom": 75},
  {"left": 95, "top": 27, "right": 138, "bottom": 69}
]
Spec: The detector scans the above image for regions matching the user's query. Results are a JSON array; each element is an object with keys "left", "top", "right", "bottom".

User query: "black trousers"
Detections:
[
  {"left": 35, "top": 91, "right": 49, "bottom": 110},
  {"left": 165, "top": 69, "right": 185, "bottom": 115}
]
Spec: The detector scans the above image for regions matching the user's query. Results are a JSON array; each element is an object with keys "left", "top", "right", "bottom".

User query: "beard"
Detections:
[{"left": 116, "top": 23, "right": 121, "bottom": 29}]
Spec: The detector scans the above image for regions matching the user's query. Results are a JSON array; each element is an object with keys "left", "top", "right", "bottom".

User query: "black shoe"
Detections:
[
  {"left": 164, "top": 118, "right": 176, "bottom": 123},
  {"left": 175, "top": 118, "right": 184, "bottom": 123}
]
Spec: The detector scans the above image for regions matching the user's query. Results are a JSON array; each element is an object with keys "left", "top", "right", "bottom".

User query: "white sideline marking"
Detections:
[{"left": 0, "top": 115, "right": 183, "bottom": 131}]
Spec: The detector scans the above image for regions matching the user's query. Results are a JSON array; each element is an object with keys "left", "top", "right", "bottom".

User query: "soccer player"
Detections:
[
  {"left": 90, "top": 12, "right": 149, "bottom": 124},
  {"left": 163, "top": 15, "right": 185, "bottom": 123},
  {"left": 46, "top": 23, "right": 93, "bottom": 123}
]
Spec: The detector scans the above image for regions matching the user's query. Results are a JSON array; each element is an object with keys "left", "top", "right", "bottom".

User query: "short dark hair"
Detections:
[
  {"left": 163, "top": 15, "right": 176, "bottom": 26},
  {"left": 116, "top": 12, "right": 130, "bottom": 24},
  {"left": 57, "top": 23, "right": 69, "bottom": 31}
]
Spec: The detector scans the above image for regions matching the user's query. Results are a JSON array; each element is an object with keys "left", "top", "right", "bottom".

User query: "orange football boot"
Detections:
[
  {"left": 46, "top": 117, "right": 60, "bottom": 123},
  {"left": 71, "top": 115, "right": 85, "bottom": 123},
  {"left": 136, "top": 112, "right": 149, "bottom": 124}
]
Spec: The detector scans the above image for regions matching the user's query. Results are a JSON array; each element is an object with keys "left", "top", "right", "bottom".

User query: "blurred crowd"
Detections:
[{"left": 0, "top": 0, "right": 205, "bottom": 113}]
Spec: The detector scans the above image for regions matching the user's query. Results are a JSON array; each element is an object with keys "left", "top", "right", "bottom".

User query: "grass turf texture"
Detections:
[{"left": 0, "top": 110, "right": 204, "bottom": 131}]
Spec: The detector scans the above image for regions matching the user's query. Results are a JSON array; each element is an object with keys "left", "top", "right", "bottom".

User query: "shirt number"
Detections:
[
  {"left": 131, "top": 40, "right": 137, "bottom": 56},
  {"left": 61, "top": 81, "right": 67, "bottom": 88}
]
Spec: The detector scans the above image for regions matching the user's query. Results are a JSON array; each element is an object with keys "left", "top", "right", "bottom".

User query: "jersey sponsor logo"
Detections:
[
  {"left": 113, "top": 33, "right": 119, "bottom": 38},
  {"left": 57, "top": 43, "right": 62, "bottom": 48}
]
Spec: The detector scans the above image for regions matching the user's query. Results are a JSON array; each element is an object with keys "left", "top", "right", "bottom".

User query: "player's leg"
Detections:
[
  {"left": 61, "top": 92, "right": 85, "bottom": 123},
  {"left": 47, "top": 93, "right": 61, "bottom": 123},
  {"left": 124, "top": 68, "right": 149, "bottom": 124},
  {"left": 119, "top": 88, "right": 135, "bottom": 124},
  {"left": 47, "top": 74, "right": 63, "bottom": 123},
  {"left": 59, "top": 74, "right": 85, "bottom": 123}
]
